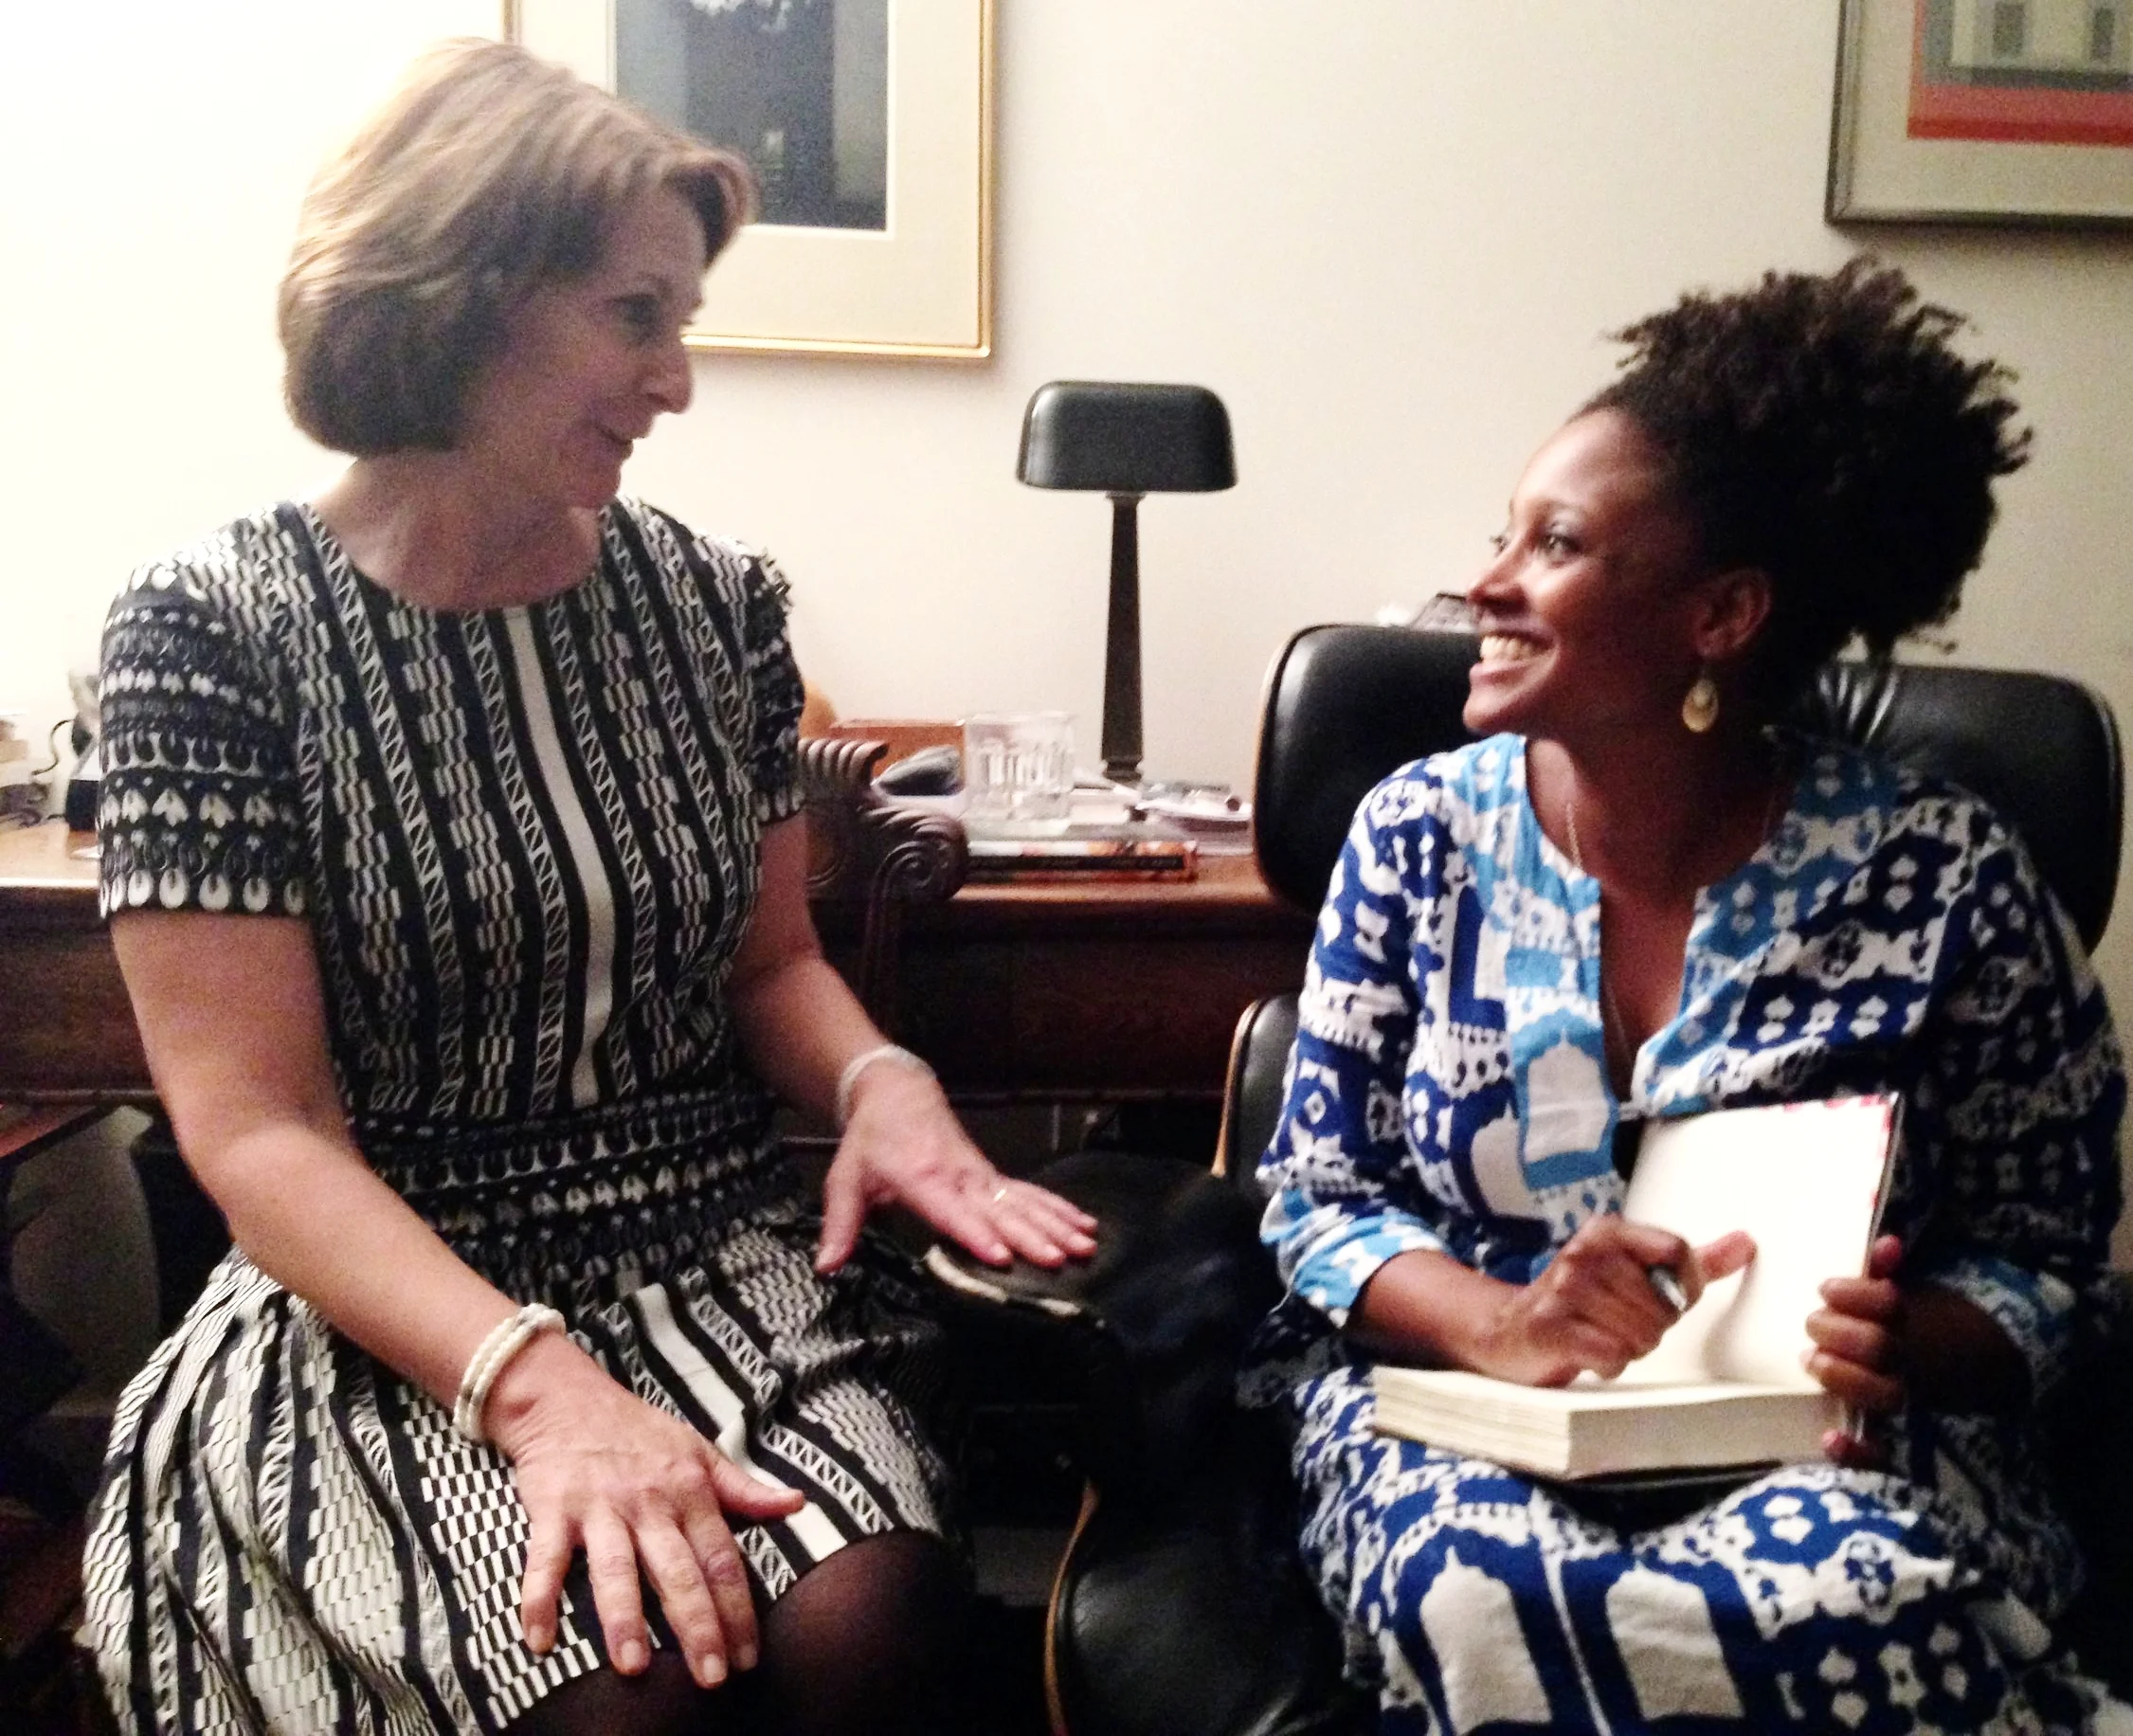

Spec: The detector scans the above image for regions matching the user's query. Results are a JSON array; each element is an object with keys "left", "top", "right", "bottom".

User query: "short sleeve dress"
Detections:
[
  {"left": 1251, "top": 733, "right": 2128, "bottom": 1734},
  {"left": 81, "top": 500, "right": 953, "bottom": 1735}
]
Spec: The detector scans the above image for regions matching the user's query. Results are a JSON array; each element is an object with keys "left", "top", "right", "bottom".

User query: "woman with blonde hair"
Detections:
[{"left": 83, "top": 38, "right": 1093, "bottom": 1735}]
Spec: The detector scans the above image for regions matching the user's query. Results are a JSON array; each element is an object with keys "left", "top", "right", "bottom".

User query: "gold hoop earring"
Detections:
[{"left": 1682, "top": 672, "right": 1720, "bottom": 734}]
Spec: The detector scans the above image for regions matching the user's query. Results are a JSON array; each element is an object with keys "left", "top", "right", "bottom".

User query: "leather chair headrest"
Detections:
[{"left": 1251, "top": 624, "right": 2123, "bottom": 952}]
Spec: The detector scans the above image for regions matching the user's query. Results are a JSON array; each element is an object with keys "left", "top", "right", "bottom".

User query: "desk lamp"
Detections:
[{"left": 1016, "top": 381, "right": 1236, "bottom": 786}]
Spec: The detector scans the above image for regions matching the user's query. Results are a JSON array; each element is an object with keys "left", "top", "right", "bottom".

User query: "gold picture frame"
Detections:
[
  {"left": 506, "top": 0, "right": 994, "bottom": 356},
  {"left": 1829, "top": 0, "right": 2133, "bottom": 226}
]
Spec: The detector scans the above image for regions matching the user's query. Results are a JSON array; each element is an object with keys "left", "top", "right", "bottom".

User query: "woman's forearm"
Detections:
[
  {"left": 726, "top": 816, "right": 899, "bottom": 1124},
  {"left": 1347, "top": 1247, "right": 1515, "bottom": 1369},
  {"left": 729, "top": 949, "right": 882, "bottom": 1124},
  {"left": 1358, "top": 1240, "right": 2033, "bottom": 1413},
  {"left": 112, "top": 912, "right": 522, "bottom": 1414},
  {"left": 1350, "top": 1220, "right": 1755, "bottom": 1388},
  {"left": 197, "top": 1123, "right": 521, "bottom": 1409}
]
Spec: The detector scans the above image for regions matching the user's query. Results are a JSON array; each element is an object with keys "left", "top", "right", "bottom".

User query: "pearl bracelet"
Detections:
[
  {"left": 834, "top": 1043, "right": 934, "bottom": 1130},
  {"left": 453, "top": 1304, "right": 565, "bottom": 1444}
]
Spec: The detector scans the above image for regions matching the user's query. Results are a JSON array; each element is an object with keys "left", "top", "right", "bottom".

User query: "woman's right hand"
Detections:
[
  {"left": 1473, "top": 1217, "right": 1756, "bottom": 1385},
  {"left": 107, "top": 910, "right": 806, "bottom": 1688},
  {"left": 483, "top": 1329, "right": 805, "bottom": 1689}
]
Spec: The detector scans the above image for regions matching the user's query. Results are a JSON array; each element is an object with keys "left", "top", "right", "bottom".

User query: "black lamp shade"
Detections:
[{"left": 1017, "top": 382, "right": 1236, "bottom": 495}]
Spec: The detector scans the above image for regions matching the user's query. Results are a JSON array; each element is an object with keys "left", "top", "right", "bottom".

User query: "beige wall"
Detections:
[{"left": 7, "top": 3, "right": 2132, "bottom": 1237}]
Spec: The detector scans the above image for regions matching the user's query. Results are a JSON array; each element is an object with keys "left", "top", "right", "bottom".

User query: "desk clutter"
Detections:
[
  {"left": 0, "top": 717, "right": 44, "bottom": 829},
  {"left": 811, "top": 712, "right": 1252, "bottom": 882},
  {"left": 965, "top": 783, "right": 1252, "bottom": 881}
]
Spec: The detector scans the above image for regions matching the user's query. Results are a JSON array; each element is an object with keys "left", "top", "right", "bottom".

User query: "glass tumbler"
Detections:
[{"left": 962, "top": 713, "right": 1076, "bottom": 827}]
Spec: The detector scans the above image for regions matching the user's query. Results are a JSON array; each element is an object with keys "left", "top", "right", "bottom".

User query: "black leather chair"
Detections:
[{"left": 931, "top": 624, "right": 2133, "bottom": 1732}]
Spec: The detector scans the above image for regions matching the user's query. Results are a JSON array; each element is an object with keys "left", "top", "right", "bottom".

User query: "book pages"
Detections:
[
  {"left": 1370, "top": 1366, "right": 1838, "bottom": 1479},
  {"left": 1617, "top": 1096, "right": 1897, "bottom": 1387}
]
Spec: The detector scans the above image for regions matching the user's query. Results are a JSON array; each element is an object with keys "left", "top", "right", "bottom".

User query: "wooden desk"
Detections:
[
  {"left": 0, "top": 826, "right": 147, "bottom": 1106},
  {"left": 820, "top": 853, "right": 1312, "bottom": 1102},
  {"left": 0, "top": 826, "right": 1311, "bottom": 1107}
]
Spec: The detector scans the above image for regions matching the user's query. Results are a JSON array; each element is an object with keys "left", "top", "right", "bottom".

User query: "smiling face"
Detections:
[
  {"left": 453, "top": 184, "right": 709, "bottom": 513},
  {"left": 1462, "top": 408, "right": 1722, "bottom": 747}
]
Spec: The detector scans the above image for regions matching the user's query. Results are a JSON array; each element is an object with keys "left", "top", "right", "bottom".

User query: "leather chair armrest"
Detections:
[
  {"left": 1048, "top": 1412, "right": 1369, "bottom": 1736},
  {"left": 924, "top": 1148, "right": 1279, "bottom": 1501},
  {"left": 929, "top": 1150, "right": 1367, "bottom": 1735}
]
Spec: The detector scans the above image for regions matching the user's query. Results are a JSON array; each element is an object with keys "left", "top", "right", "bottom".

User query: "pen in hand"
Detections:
[
  {"left": 1644, "top": 1230, "right": 1755, "bottom": 1318},
  {"left": 1646, "top": 1263, "right": 1689, "bottom": 1315}
]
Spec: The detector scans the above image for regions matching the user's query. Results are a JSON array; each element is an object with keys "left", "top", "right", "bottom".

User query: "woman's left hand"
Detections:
[
  {"left": 815, "top": 1063, "right": 1098, "bottom": 1275},
  {"left": 1805, "top": 1233, "right": 1907, "bottom": 1468}
]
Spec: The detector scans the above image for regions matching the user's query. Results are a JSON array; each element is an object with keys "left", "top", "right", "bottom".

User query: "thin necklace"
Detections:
[
  {"left": 1562, "top": 793, "right": 1636, "bottom": 1079},
  {"left": 1564, "top": 769, "right": 1785, "bottom": 1084}
]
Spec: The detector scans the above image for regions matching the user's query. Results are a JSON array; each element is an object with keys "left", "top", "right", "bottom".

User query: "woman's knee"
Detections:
[
  {"left": 503, "top": 1530, "right": 968, "bottom": 1736},
  {"left": 507, "top": 1651, "right": 723, "bottom": 1736},
  {"left": 755, "top": 1529, "right": 969, "bottom": 1736}
]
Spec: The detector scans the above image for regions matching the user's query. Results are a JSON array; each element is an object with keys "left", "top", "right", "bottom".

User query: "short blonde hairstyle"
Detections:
[{"left": 280, "top": 37, "right": 756, "bottom": 456}]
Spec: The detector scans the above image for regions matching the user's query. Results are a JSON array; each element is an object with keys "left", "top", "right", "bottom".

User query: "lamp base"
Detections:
[{"left": 1101, "top": 493, "right": 1144, "bottom": 787}]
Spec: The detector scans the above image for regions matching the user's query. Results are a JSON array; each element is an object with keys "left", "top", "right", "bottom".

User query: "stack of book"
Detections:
[{"left": 964, "top": 820, "right": 1198, "bottom": 882}]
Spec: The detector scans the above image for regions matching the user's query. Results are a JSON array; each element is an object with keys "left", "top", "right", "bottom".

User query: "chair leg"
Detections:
[{"left": 1041, "top": 1483, "right": 1101, "bottom": 1736}]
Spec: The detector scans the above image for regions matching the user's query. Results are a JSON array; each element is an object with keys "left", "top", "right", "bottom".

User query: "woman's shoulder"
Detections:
[
  {"left": 100, "top": 510, "right": 321, "bottom": 785},
  {"left": 607, "top": 497, "right": 789, "bottom": 600},
  {"left": 105, "top": 507, "right": 330, "bottom": 699},
  {"left": 606, "top": 501, "right": 800, "bottom": 704},
  {"left": 1779, "top": 735, "right": 2062, "bottom": 939},
  {"left": 1789, "top": 735, "right": 2017, "bottom": 856},
  {"left": 1350, "top": 732, "right": 1530, "bottom": 842},
  {"left": 116, "top": 503, "right": 318, "bottom": 614}
]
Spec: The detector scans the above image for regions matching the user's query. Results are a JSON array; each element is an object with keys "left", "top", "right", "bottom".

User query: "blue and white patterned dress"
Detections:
[{"left": 1251, "top": 733, "right": 2127, "bottom": 1733}]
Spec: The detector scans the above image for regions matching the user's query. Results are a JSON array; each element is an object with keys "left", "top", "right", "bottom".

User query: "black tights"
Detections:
[{"left": 510, "top": 1530, "right": 969, "bottom": 1736}]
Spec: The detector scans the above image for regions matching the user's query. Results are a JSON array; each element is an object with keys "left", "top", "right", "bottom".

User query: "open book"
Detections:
[{"left": 1370, "top": 1095, "right": 1900, "bottom": 1480}]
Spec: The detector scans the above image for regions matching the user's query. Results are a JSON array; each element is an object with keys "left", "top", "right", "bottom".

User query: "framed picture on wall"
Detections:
[
  {"left": 506, "top": 0, "right": 994, "bottom": 356},
  {"left": 1829, "top": 0, "right": 2133, "bottom": 224}
]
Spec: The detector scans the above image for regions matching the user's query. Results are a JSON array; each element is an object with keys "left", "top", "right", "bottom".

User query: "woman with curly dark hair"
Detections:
[{"left": 1251, "top": 260, "right": 2126, "bottom": 1730}]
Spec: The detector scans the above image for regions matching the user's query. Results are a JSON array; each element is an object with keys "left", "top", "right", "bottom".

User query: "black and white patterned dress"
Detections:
[{"left": 81, "top": 499, "right": 953, "bottom": 1734}]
